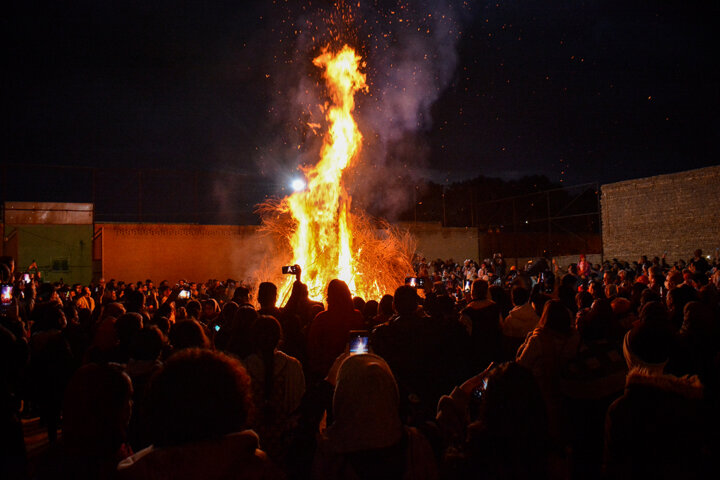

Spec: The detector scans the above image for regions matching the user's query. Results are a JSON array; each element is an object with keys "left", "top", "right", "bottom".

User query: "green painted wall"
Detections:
[{"left": 8, "top": 225, "right": 93, "bottom": 284}]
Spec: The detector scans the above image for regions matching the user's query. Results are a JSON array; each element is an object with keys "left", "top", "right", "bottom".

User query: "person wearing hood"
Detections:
[
  {"left": 604, "top": 301, "right": 707, "bottom": 479},
  {"left": 312, "top": 353, "right": 437, "bottom": 480}
]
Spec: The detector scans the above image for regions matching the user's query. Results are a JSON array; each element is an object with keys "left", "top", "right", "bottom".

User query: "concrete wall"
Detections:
[
  {"left": 95, "top": 221, "right": 601, "bottom": 284},
  {"left": 95, "top": 221, "right": 482, "bottom": 284},
  {"left": 601, "top": 166, "right": 720, "bottom": 262},
  {"left": 398, "top": 222, "right": 479, "bottom": 262},
  {"left": 96, "top": 223, "right": 281, "bottom": 285}
]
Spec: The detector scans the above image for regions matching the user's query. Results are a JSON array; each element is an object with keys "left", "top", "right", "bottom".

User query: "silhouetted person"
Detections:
[
  {"left": 312, "top": 354, "right": 437, "bottom": 479},
  {"left": 118, "top": 348, "right": 282, "bottom": 479},
  {"left": 460, "top": 279, "right": 502, "bottom": 373},
  {"left": 36, "top": 363, "right": 133, "bottom": 479},
  {"left": 307, "top": 279, "right": 364, "bottom": 381}
]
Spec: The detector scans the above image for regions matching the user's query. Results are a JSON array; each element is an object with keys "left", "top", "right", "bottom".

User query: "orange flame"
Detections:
[
  {"left": 281, "top": 45, "right": 368, "bottom": 301},
  {"left": 263, "top": 44, "right": 415, "bottom": 305}
]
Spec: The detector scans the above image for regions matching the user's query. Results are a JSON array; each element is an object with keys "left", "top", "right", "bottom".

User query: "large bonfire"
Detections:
[{"left": 260, "top": 44, "right": 414, "bottom": 303}]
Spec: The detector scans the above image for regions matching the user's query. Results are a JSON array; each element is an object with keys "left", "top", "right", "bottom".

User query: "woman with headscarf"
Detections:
[{"left": 312, "top": 353, "right": 437, "bottom": 479}]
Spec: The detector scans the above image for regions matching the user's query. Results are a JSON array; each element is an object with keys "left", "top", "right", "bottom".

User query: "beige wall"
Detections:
[
  {"left": 95, "top": 221, "right": 483, "bottom": 285},
  {"left": 96, "top": 223, "right": 282, "bottom": 285},
  {"left": 601, "top": 166, "right": 720, "bottom": 262},
  {"left": 95, "top": 221, "right": 617, "bottom": 284},
  {"left": 399, "top": 222, "right": 479, "bottom": 262}
]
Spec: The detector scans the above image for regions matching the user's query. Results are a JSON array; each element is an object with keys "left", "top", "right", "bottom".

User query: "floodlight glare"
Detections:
[{"left": 291, "top": 178, "right": 307, "bottom": 192}]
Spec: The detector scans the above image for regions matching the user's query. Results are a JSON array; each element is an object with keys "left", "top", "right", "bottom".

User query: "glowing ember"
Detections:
[{"left": 262, "top": 44, "right": 414, "bottom": 303}]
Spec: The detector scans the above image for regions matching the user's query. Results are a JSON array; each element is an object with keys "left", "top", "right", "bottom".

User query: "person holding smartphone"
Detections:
[
  {"left": 436, "top": 362, "right": 548, "bottom": 478},
  {"left": 313, "top": 353, "right": 438, "bottom": 479},
  {"left": 306, "top": 279, "right": 365, "bottom": 383}
]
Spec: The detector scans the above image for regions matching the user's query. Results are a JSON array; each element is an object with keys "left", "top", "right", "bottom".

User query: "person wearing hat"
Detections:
[{"left": 603, "top": 302, "right": 706, "bottom": 478}]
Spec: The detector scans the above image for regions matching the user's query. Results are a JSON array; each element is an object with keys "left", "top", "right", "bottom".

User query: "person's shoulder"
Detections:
[
  {"left": 275, "top": 349, "right": 302, "bottom": 368},
  {"left": 311, "top": 309, "right": 330, "bottom": 322},
  {"left": 371, "top": 320, "right": 393, "bottom": 337}
]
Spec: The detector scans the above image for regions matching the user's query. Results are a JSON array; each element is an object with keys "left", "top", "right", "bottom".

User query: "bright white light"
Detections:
[{"left": 291, "top": 178, "right": 306, "bottom": 192}]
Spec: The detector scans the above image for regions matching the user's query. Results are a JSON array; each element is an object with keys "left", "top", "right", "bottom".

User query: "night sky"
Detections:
[{"left": 4, "top": 1, "right": 718, "bottom": 191}]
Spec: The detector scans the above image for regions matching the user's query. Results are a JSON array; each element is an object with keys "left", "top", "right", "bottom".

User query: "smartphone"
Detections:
[
  {"left": 405, "top": 277, "right": 425, "bottom": 288},
  {"left": 178, "top": 289, "right": 190, "bottom": 300},
  {"left": 22, "top": 273, "right": 31, "bottom": 284},
  {"left": 471, "top": 378, "right": 489, "bottom": 400},
  {"left": 464, "top": 279, "right": 472, "bottom": 293},
  {"left": 282, "top": 265, "right": 299, "bottom": 275},
  {"left": 348, "top": 330, "right": 369, "bottom": 354},
  {"left": 1, "top": 284, "right": 12, "bottom": 306},
  {"left": 214, "top": 324, "right": 221, "bottom": 332}
]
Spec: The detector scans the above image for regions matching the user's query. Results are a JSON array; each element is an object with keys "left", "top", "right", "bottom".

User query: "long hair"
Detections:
[
  {"left": 537, "top": 299, "right": 573, "bottom": 335},
  {"left": 327, "top": 279, "right": 354, "bottom": 312},
  {"left": 249, "top": 315, "right": 282, "bottom": 419}
]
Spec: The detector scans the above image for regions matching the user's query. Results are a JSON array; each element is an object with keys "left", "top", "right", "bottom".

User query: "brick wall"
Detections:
[{"left": 601, "top": 166, "right": 720, "bottom": 263}]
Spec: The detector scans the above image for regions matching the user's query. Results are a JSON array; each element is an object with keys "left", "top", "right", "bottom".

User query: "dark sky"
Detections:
[{"left": 3, "top": 1, "right": 718, "bottom": 189}]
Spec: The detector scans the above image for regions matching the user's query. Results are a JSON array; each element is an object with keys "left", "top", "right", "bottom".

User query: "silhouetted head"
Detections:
[
  {"left": 170, "top": 319, "right": 210, "bottom": 351},
  {"left": 511, "top": 286, "right": 530, "bottom": 306},
  {"left": 327, "top": 279, "right": 353, "bottom": 311},
  {"left": 257, "top": 282, "right": 277, "bottom": 308},
  {"left": 62, "top": 363, "right": 132, "bottom": 453},
  {"left": 352, "top": 296, "right": 366, "bottom": 312},
  {"left": 129, "top": 326, "right": 163, "bottom": 362},
  {"left": 145, "top": 349, "right": 252, "bottom": 447},
  {"left": 378, "top": 294, "right": 394, "bottom": 315},
  {"left": 471, "top": 279, "right": 489, "bottom": 300},
  {"left": 363, "top": 300, "right": 379, "bottom": 319},
  {"left": 221, "top": 301, "right": 239, "bottom": 323},
  {"left": 115, "top": 312, "right": 143, "bottom": 347},
  {"left": 393, "top": 285, "right": 418, "bottom": 316},
  {"left": 538, "top": 299, "right": 573, "bottom": 334}
]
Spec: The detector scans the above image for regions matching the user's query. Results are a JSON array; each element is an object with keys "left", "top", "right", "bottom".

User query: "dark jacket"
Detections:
[
  {"left": 117, "top": 430, "right": 282, "bottom": 480},
  {"left": 604, "top": 367, "right": 706, "bottom": 479},
  {"left": 461, "top": 301, "right": 502, "bottom": 372}
]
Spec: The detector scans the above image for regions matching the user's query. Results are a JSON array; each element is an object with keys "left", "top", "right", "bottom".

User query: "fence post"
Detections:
[
  {"left": 138, "top": 170, "right": 143, "bottom": 223},
  {"left": 546, "top": 191, "right": 552, "bottom": 256}
]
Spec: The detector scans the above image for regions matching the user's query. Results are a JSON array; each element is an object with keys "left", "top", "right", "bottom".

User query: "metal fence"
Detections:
[{"left": 1, "top": 164, "right": 601, "bottom": 256}]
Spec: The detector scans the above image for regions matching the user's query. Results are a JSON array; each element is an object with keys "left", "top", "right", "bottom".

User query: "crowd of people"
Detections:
[{"left": 0, "top": 248, "right": 719, "bottom": 479}]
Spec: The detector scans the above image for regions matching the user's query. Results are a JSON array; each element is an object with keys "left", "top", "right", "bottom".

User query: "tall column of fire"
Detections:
[{"left": 282, "top": 45, "right": 368, "bottom": 301}]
